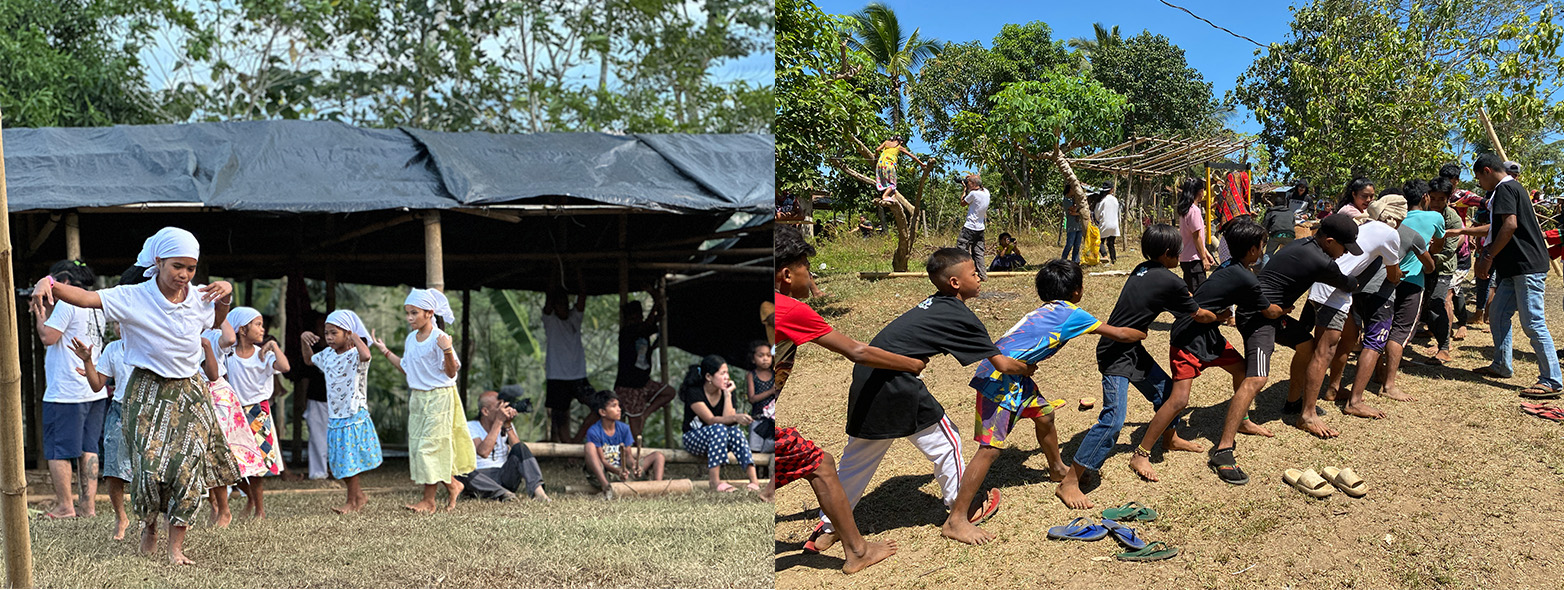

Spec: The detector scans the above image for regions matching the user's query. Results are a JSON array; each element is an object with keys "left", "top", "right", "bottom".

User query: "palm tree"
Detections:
[
  {"left": 1067, "top": 22, "right": 1122, "bottom": 73},
  {"left": 845, "top": 3, "right": 941, "bottom": 127}
]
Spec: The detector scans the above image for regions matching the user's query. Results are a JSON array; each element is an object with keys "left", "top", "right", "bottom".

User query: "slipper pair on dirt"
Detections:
[
  {"left": 1283, "top": 467, "right": 1367, "bottom": 499},
  {"left": 1521, "top": 402, "right": 1564, "bottom": 422},
  {"left": 1046, "top": 511, "right": 1176, "bottom": 561}
]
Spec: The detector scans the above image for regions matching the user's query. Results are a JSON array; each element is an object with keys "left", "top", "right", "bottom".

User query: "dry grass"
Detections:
[
  {"left": 7, "top": 458, "right": 773, "bottom": 588},
  {"left": 776, "top": 264, "right": 1564, "bottom": 589}
]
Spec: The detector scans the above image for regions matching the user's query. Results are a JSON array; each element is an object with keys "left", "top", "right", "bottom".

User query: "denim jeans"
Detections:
[
  {"left": 1073, "top": 364, "right": 1173, "bottom": 471},
  {"left": 1062, "top": 229, "right": 1084, "bottom": 263},
  {"left": 1262, "top": 235, "right": 1293, "bottom": 270},
  {"left": 1487, "top": 272, "right": 1562, "bottom": 388}
]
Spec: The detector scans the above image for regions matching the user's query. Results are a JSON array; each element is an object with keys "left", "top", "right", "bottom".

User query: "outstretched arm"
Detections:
[
  {"left": 987, "top": 354, "right": 1036, "bottom": 376},
  {"left": 1091, "top": 324, "right": 1148, "bottom": 344},
  {"left": 32, "top": 278, "right": 101, "bottom": 310},
  {"left": 372, "top": 329, "right": 406, "bottom": 375},
  {"left": 811, "top": 330, "right": 926, "bottom": 374}
]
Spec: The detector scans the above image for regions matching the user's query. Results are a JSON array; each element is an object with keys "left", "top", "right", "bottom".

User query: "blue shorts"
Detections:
[{"left": 42, "top": 399, "right": 108, "bottom": 461}]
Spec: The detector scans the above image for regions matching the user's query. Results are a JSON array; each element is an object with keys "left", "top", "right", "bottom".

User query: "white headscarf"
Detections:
[
  {"left": 325, "top": 309, "right": 371, "bottom": 341},
  {"left": 135, "top": 227, "right": 201, "bottom": 277},
  {"left": 226, "top": 307, "right": 262, "bottom": 333},
  {"left": 404, "top": 288, "right": 455, "bottom": 325}
]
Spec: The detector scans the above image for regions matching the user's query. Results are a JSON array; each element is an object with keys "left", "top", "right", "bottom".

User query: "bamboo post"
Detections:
[
  {"left": 657, "top": 276, "right": 672, "bottom": 448},
  {"left": 424, "top": 211, "right": 444, "bottom": 291},
  {"left": 1479, "top": 106, "right": 1509, "bottom": 163},
  {"left": 459, "top": 289, "right": 471, "bottom": 404},
  {"left": 0, "top": 110, "right": 36, "bottom": 588},
  {"left": 1204, "top": 166, "right": 1215, "bottom": 247},
  {"left": 64, "top": 212, "right": 79, "bottom": 261}
]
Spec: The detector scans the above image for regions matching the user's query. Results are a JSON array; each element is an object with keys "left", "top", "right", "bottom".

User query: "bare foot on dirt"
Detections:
[
  {"left": 1294, "top": 416, "right": 1339, "bottom": 438},
  {"left": 403, "top": 500, "right": 437, "bottom": 513},
  {"left": 811, "top": 529, "right": 839, "bottom": 553},
  {"left": 1055, "top": 481, "right": 1093, "bottom": 509},
  {"left": 1343, "top": 401, "right": 1386, "bottom": 419},
  {"left": 213, "top": 511, "right": 232, "bottom": 528},
  {"left": 1162, "top": 433, "right": 1204, "bottom": 453},
  {"left": 842, "top": 539, "right": 898, "bottom": 574},
  {"left": 445, "top": 480, "right": 463, "bottom": 511},
  {"left": 1047, "top": 461, "right": 1068, "bottom": 482},
  {"left": 1128, "top": 454, "right": 1160, "bottom": 482},
  {"left": 1378, "top": 385, "right": 1416, "bottom": 402},
  {"left": 1238, "top": 420, "right": 1274, "bottom": 437},
  {"left": 1321, "top": 386, "right": 1341, "bottom": 402},
  {"left": 43, "top": 507, "right": 76, "bottom": 519},
  {"left": 332, "top": 502, "right": 356, "bottom": 514},
  {"left": 170, "top": 550, "right": 194, "bottom": 566},
  {"left": 941, "top": 517, "right": 995, "bottom": 545},
  {"left": 353, "top": 491, "right": 369, "bottom": 510},
  {"left": 112, "top": 516, "right": 129, "bottom": 540}
]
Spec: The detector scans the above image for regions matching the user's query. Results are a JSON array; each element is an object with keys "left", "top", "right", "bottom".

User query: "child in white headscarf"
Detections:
[
  {"left": 373, "top": 288, "right": 476, "bottom": 512},
  {"left": 197, "top": 318, "right": 267, "bottom": 527},
  {"left": 302, "top": 309, "right": 381, "bottom": 513},
  {"left": 224, "top": 306, "right": 291, "bottom": 519}
]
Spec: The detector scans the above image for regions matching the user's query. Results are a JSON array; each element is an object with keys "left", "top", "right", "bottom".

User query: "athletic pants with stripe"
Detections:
[{"left": 819, "top": 415, "right": 964, "bottom": 533}]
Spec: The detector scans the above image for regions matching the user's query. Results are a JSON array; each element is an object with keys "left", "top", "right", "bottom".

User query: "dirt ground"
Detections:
[{"left": 775, "top": 258, "right": 1564, "bottom": 589}]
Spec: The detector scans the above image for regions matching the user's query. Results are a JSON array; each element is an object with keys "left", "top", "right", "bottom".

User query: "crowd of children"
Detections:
[{"left": 775, "top": 158, "right": 1523, "bottom": 572}]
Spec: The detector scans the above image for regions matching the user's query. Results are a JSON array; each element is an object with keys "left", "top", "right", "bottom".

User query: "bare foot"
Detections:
[
  {"left": 353, "top": 491, "right": 369, "bottom": 510},
  {"left": 1162, "top": 433, "right": 1204, "bottom": 453},
  {"left": 1238, "top": 420, "right": 1274, "bottom": 437},
  {"left": 331, "top": 502, "right": 356, "bottom": 514},
  {"left": 1435, "top": 350, "right": 1453, "bottom": 363},
  {"left": 140, "top": 526, "right": 157, "bottom": 555},
  {"left": 251, "top": 510, "right": 266, "bottom": 520},
  {"left": 169, "top": 550, "right": 194, "bottom": 566},
  {"left": 112, "top": 517, "right": 129, "bottom": 541},
  {"left": 445, "top": 480, "right": 464, "bottom": 511},
  {"left": 810, "top": 529, "right": 839, "bottom": 552},
  {"left": 1128, "top": 454, "right": 1161, "bottom": 482},
  {"left": 1321, "top": 385, "right": 1341, "bottom": 402},
  {"left": 1343, "top": 401, "right": 1386, "bottom": 419},
  {"left": 403, "top": 500, "right": 437, "bottom": 513},
  {"left": 533, "top": 488, "right": 551, "bottom": 503},
  {"left": 213, "top": 511, "right": 232, "bottom": 528},
  {"left": 940, "top": 517, "right": 995, "bottom": 545},
  {"left": 1055, "top": 481, "right": 1094, "bottom": 509},
  {"left": 841, "top": 539, "right": 898, "bottom": 574},
  {"left": 1378, "top": 385, "right": 1416, "bottom": 402},
  {"left": 1047, "top": 462, "right": 1068, "bottom": 482},
  {"left": 1294, "top": 416, "right": 1339, "bottom": 439},
  {"left": 43, "top": 507, "right": 76, "bottom": 519}
]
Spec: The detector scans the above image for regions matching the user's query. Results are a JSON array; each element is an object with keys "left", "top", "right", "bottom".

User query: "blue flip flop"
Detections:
[
  {"left": 1101, "top": 519, "right": 1149, "bottom": 550},
  {"left": 1046, "top": 517, "right": 1109, "bottom": 542}
]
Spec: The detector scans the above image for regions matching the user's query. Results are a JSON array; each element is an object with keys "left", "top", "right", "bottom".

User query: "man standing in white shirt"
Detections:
[
  {"left": 1095, "top": 183, "right": 1121, "bottom": 265},
  {"left": 958, "top": 174, "right": 991, "bottom": 280},
  {"left": 31, "top": 260, "right": 107, "bottom": 519},
  {"left": 543, "top": 271, "right": 593, "bottom": 443}
]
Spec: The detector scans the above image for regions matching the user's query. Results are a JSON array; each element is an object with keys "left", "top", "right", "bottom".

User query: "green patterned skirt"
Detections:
[{"left": 122, "top": 368, "right": 242, "bottom": 526}]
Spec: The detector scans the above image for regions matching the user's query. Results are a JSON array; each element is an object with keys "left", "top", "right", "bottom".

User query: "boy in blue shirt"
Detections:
[
  {"left": 584, "top": 391, "right": 665, "bottom": 496},
  {"left": 945, "top": 259, "right": 1145, "bottom": 545}
]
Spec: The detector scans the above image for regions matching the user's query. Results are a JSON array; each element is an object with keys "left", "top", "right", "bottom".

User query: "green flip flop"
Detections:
[
  {"left": 1115, "top": 540, "right": 1180, "bottom": 562},
  {"left": 1101, "top": 501, "right": 1158, "bottom": 522}
]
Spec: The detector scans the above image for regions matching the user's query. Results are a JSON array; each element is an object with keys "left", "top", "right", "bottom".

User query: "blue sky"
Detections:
[{"left": 812, "top": 0, "right": 1299, "bottom": 143}]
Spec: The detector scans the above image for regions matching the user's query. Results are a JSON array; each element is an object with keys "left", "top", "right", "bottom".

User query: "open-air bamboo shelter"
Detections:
[
  {"left": 1, "top": 120, "right": 774, "bottom": 470},
  {"left": 1068, "top": 135, "right": 1255, "bottom": 241}
]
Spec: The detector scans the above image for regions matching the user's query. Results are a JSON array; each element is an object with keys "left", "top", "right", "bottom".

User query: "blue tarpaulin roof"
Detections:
[{"left": 2, "top": 120, "right": 773, "bottom": 213}]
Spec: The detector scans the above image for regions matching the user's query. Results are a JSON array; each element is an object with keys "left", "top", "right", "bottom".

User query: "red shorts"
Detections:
[
  {"left": 774, "top": 427, "right": 824, "bottom": 489},
  {"left": 1170, "top": 344, "right": 1243, "bottom": 380}
]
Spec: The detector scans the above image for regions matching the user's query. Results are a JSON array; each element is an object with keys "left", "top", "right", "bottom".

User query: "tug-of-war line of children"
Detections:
[
  {"left": 29, "top": 226, "right": 775, "bottom": 566},
  {"left": 770, "top": 153, "right": 1547, "bottom": 573}
]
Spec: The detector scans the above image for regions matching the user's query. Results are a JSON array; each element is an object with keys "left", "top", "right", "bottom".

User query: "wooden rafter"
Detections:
[{"left": 1068, "top": 135, "right": 1252, "bottom": 179}]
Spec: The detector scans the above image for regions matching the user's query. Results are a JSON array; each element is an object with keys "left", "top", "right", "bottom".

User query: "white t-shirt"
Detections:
[
  {"left": 1096, "top": 195, "right": 1121, "bottom": 237},
  {"left": 1310, "top": 220, "right": 1401, "bottom": 310},
  {"left": 403, "top": 328, "right": 458, "bottom": 390},
  {"left": 98, "top": 280, "right": 216, "bottom": 380},
  {"left": 42, "top": 301, "right": 106, "bottom": 403},
  {"left": 225, "top": 346, "right": 279, "bottom": 406},
  {"left": 963, "top": 189, "right": 991, "bottom": 231},
  {"left": 542, "top": 309, "right": 586, "bottom": 380},
  {"left": 97, "top": 339, "right": 134, "bottom": 402},
  {"left": 467, "top": 420, "right": 507, "bottom": 470},
  {"left": 201, "top": 329, "right": 230, "bottom": 378},
  {"left": 313, "top": 347, "right": 369, "bottom": 419}
]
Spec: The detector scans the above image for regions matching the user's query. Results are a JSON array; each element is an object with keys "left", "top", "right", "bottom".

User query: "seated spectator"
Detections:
[
  {"left": 680, "top": 355, "right": 761, "bottom": 492},
  {"left": 988, "top": 232, "right": 1028, "bottom": 272},
  {"left": 583, "top": 391, "right": 666, "bottom": 497},
  {"left": 745, "top": 340, "right": 776, "bottom": 453},
  {"left": 457, "top": 391, "right": 550, "bottom": 501},
  {"left": 858, "top": 216, "right": 876, "bottom": 237}
]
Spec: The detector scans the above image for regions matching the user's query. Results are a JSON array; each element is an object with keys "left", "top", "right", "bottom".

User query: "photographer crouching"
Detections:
[{"left": 456, "top": 386, "right": 550, "bottom": 502}]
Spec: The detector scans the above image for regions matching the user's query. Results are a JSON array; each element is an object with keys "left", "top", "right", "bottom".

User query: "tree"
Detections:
[
  {"left": 1089, "top": 31, "right": 1216, "bottom": 137},
  {"left": 1066, "top": 22, "right": 1121, "bottom": 73},
  {"left": 844, "top": 2, "right": 941, "bottom": 127}
]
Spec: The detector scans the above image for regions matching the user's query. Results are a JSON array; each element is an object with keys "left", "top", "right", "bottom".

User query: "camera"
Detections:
[{"left": 496, "top": 385, "right": 533, "bottom": 414}]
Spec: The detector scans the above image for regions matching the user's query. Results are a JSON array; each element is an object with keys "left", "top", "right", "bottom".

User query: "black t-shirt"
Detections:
[
  {"left": 1262, "top": 208, "right": 1294, "bottom": 236},
  {"left": 1489, "top": 179, "right": 1550, "bottom": 278},
  {"left": 847, "top": 293, "right": 1000, "bottom": 439},
  {"left": 1242, "top": 238, "right": 1356, "bottom": 332},
  {"left": 615, "top": 320, "right": 658, "bottom": 388},
  {"left": 1096, "top": 261, "right": 1200, "bottom": 379},
  {"left": 681, "top": 383, "right": 731, "bottom": 433},
  {"left": 1170, "top": 260, "right": 1269, "bottom": 361}
]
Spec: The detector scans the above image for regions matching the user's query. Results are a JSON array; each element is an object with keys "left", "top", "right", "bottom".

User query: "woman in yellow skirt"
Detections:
[{"left": 373, "top": 288, "right": 476, "bottom": 512}]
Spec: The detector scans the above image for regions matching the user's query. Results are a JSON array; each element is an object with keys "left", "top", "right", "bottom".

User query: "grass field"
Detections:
[
  {"left": 7, "top": 457, "right": 772, "bottom": 588},
  {"left": 776, "top": 232, "right": 1564, "bottom": 589}
]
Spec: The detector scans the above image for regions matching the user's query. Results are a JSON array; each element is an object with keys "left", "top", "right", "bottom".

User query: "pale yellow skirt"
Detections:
[{"left": 406, "top": 386, "right": 477, "bottom": 484}]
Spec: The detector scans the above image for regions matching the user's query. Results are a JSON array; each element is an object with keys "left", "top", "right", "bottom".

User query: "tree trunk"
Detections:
[{"left": 882, "top": 192, "right": 916, "bottom": 272}]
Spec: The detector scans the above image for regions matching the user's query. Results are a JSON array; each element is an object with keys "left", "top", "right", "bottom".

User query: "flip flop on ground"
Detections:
[
  {"left": 1520, "top": 384, "right": 1564, "bottom": 399},
  {"left": 1046, "top": 517, "right": 1110, "bottom": 542},
  {"left": 1100, "top": 501, "right": 1158, "bottom": 522},
  {"left": 1283, "top": 468, "right": 1333, "bottom": 499},
  {"left": 968, "top": 488, "right": 1001, "bottom": 525},
  {"left": 1322, "top": 466, "right": 1368, "bottom": 498},
  {"left": 1100, "top": 519, "right": 1149, "bottom": 550},
  {"left": 1116, "top": 540, "right": 1180, "bottom": 562}
]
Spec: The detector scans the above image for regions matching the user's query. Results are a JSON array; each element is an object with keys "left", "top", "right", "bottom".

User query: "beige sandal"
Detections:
[
  {"left": 1322, "top": 466, "right": 1367, "bottom": 497},
  {"left": 1282, "top": 468, "right": 1334, "bottom": 499}
]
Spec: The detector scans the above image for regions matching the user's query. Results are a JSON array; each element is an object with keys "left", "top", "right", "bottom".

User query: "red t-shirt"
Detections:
[{"left": 774, "top": 293, "right": 832, "bottom": 393}]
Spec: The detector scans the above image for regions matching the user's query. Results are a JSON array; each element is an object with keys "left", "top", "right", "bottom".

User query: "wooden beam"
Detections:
[
  {"left": 450, "top": 208, "right": 523, "bottom": 224},
  {"left": 637, "top": 262, "right": 773, "bottom": 275},
  {"left": 24, "top": 214, "right": 59, "bottom": 258},
  {"left": 0, "top": 110, "right": 35, "bottom": 589},
  {"left": 64, "top": 212, "right": 80, "bottom": 261},
  {"left": 618, "top": 213, "right": 630, "bottom": 306},
  {"left": 423, "top": 211, "right": 444, "bottom": 291},
  {"left": 85, "top": 248, "right": 776, "bottom": 268},
  {"left": 310, "top": 213, "right": 417, "bottom": 251},
  {"left": 657, "top": 277, "right": 672, "bottom": 448},
  {"left": 522, "top": 442, "right": 772, "bottom": 467}
]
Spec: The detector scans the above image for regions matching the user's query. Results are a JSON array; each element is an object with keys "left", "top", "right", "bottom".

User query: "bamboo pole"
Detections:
[
  {"left": 1205, "top": 166, "right": 1215, "bottom": 247},
  {"left": 657, "top": 277, "right": 672, "bottom": 448},
  {"left": 63, "top": 212, "right": 79, "bottom": 261},
  {"left": 1479, "top": 106, "right": 1509, "bottom": 162},
  {"left": 423, "top": 211, "right": 444, "bottom": 291},
  {"left": 523, "top": 441, "right": 772, "bottom": 466},
  {"left": 0, "top": 110, "right": 36, "bottom": 588}
]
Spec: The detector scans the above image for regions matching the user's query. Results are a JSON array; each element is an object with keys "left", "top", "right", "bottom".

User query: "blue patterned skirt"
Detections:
[
  {"left": 101, "top": 399, "right": 132, "bottom": 481},
  {"left": 328, "top": 408, "right": 383, "bottom": 479}
]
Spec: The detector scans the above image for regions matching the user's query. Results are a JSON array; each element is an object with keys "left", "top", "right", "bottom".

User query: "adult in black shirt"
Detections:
[
  {"left": 677, "top": 355, "right": 760, "bottom": 492},
  {"left": 1471, "top": 155, "right": 1562, "bottom": 394},
  {"left": 613, "top": 300, "right": 674, "bottom": 438}
]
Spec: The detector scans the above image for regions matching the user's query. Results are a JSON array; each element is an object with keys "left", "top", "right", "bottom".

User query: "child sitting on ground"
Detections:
[
  {"left": 817, "top": 248, "right": 1034, "bottom": 542},
  {"left": 745, "top": 340, "right": 777, "bottom": 453},
  {"left": 584, "top": 391, "right": 666, "bottom": 496},
  {"left": 301, "top": 310, "right": 381, "bottom": 513},
  {"left": 1057, "top": 224, "right": 1224, "bottom": 509},
  {"left": 946, "top": 259, "right": 1145, "bottom": 545},
  {"left": 988, "top": 233, "right": 1028, "bottom": 272}
]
